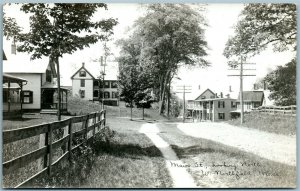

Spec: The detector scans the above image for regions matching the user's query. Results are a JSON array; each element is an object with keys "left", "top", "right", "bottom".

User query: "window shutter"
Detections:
[{"left": 29, "top": 91, "right": 33, "bottom": 103}]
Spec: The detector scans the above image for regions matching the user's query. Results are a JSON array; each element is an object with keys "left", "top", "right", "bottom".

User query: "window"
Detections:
[
  {"left": 231, "top": 101, "right": 236, "bottom": 108},
  {"left": 218, "top": 101, "right": 225, "bottom": 108},
  {"left": 80, "top": 90, "right": 85, "bottom": 98},
  {"left": 79, "top": 71, "right": 86, "bottom": 77},
  {"left": 93, "top": 90, "right": 99, "bottom": 98},
  {"left": 201, "top": 96, "right": 206, "bottom": 99},
  {"left": 22, "top": 91, "right": 33, "bottom": 104},
  {"left": 80, "top": 79, "right": 85, "bottom": 87},
  {"left": 111, "top": 81, "right": 118, "bottom": 88},
  {"left": 93, "top": 81, "right": 99, "bottom": 87},
  {"left": 104, "top": 92, "right": 110, "bottom": 98},
  {"left": 46, "top": 69, "right": 52, "bottom": 82},
  {"left": 218, "top": 113, "right": 225, "bottom": 120},
  {"left": 104, "top": 81, "right": 110, "bottom": 88},
  {"left": 112, "top": 92, "right": 119, "bottom": 98}
]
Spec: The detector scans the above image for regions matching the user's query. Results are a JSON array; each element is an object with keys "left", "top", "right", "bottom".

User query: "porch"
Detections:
[
  {"left": 3, "top": 74, "right": 27, "bottom": 119},
  {"left": 41, "top": 83, "right": 69, "bottom": 114}
]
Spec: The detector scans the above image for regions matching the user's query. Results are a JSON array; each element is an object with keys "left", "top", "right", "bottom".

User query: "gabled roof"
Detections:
[
  {"left": 70, "top": 61, "right": 119, "bottom": 81},
  {"left": 70, "top": 65, "right": 95, "bottom": 79},
  {"left": 195, "top": 88, "right": 215, "bottom": 100},
  {"left": 237, "top": 91, "right": 264, "bottom": 102}
]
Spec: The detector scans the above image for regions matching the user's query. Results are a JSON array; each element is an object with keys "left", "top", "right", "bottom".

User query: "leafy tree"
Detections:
[
  {"left": 128, "top": 4, "right": 209, "bottom": 114},
  {"left": 117, "top": 35, "right": 154, "bottom": 119},
  {"left": 264, "top": 59, "right": 296, "bottom": 106},
  {"left": 4, "top": 3, "right": 118, "bottom": 120},
  {"left": 224, "top": 3, "right": 296, "bottom": 59}
]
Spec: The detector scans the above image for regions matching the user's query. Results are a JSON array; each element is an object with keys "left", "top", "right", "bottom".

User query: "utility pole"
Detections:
[
  {"left": 228, "top": 57, "right": 256, "bottom": 124},
  {"left": 176, "top": 85, "right": 192, "bottom": 123}
]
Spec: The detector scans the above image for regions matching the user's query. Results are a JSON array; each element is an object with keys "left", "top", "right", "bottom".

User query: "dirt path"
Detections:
[
  {"left": 139, "top": 123, "right": 197, "bottom": 188},
  {"left": 176, "top": 122, "right": 296, "bottom": 166}
]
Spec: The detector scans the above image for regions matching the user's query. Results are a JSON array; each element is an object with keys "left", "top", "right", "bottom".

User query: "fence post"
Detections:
[
  {"left": 38, "top": 123, "right": 49, "bottom": 171},
  {"left": 48, "top": 124, "right": 53, "bottom": 175},
  {"left": 103, "top": 110, "right": 106, "bottom": 127},
  {"left": 85, "top": 115, "right": 89, "bottom": 141},
  {"left": 68, "top": 119, "right": 73, "bottom": 161},
  {"left": 92, "top": 113, "right": 96, "bottom": 138}
]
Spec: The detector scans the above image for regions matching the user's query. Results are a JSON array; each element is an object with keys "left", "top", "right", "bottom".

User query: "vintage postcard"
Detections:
[{"left": 2, "top": 3, "right": 296, "bottom": 188}]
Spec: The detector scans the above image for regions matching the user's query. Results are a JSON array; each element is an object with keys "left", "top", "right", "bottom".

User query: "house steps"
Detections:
[{"left": 40, "top": 109, "right": 58, "bottom": 114}]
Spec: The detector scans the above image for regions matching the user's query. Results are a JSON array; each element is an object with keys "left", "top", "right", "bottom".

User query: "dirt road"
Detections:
[{"left": 176, "top": 122, "right": 296, "bottom": 166}]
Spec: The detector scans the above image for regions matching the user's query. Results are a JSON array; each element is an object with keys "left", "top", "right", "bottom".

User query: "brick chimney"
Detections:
[
  {"left": 229, "top": 85, "right": 232, "bottom": 92},
  {"left": 82, "top": 62, "right": 85, "bottom": 67},
  {"left": 220, "top": 92, "right": 223, "bottom": 98}
]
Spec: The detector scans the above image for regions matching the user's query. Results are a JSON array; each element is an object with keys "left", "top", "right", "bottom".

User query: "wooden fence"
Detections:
[
  {"left": 253, "top": 105, "right": 296, "bottom": 115},
  {"left": 3, "top": 110, "right": 106, "bottom": 188}
]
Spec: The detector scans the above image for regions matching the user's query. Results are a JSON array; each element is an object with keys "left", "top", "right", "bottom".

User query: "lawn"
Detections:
[
  {"left": 157, "top": 122, "right": 296, "bottom": 188},
  {"left": 227, "top": 112, "right": 296, "bottom": 136},
  {"left": 2, "top": 97, "right": 172, "bottom": 188},
  {"left": 79, "top": 117, "right": 172, "bottom": 188}
]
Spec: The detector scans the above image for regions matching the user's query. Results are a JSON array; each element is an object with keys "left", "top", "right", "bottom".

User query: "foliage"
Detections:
[
  {"left": 224, "top": 3, "right": 296, "bottom": 59},
  {"left": 117, "top": 36, "right": 154, "bottom": 105},
  {"left": 264, "top": 59, "right": 296, "bottom": 106},
  {"left": 3, "top": 12, "right": 22, "bottom": 40},
  {"left": 4, "top": 3, "right": 118, "bottom": 120},
  {"left": 134, "top": 89, "right": 156, "bottom": 108},
  {"left": 118, "top": 4, "right": 209, "bottom": 114}
]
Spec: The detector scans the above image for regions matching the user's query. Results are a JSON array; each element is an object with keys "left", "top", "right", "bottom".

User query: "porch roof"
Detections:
[
  {"left": 42, "top": 82, "right": 70, "bottom": 91},
  {"left": 3, "top": 73, "right": 27, "bottom": 83}
]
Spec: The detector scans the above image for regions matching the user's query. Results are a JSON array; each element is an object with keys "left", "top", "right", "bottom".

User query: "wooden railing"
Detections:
[
  {"left": 253, "top": 105, "right": 296, "bottom": 115},
  {"left": 3, "top": 110, "right": 106, "bottom": 188}
]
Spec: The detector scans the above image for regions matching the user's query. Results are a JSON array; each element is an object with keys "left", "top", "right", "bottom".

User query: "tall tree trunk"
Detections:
[
  {"left": 55, "top": 56, "right": 61, "bottom": 121},
  {"left": 167, "top": 80, "right": 171, "bottom": 119}
]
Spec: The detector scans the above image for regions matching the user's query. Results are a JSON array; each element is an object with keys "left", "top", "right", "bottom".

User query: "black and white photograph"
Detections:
[{"left": 2, "top": 3, "right": 297, "bottom": 188}]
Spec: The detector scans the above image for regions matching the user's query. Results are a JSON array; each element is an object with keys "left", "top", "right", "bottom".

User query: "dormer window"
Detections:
[{"left": 79, "top": 71, "right": 86, "bottom": 77}]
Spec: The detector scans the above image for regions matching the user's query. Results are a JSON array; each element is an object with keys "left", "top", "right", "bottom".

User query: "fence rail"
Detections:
[
  {"left": 3, "top": 110, "right": 106, "bottom": 188},
  {"left": 253, "top": 105, "right": 296, "bottom": 115}
]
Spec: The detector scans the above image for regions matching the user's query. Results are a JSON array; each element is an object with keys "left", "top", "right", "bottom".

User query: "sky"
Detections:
[{"left": 2, "top": 3, "right": 296, "bottom": 100}]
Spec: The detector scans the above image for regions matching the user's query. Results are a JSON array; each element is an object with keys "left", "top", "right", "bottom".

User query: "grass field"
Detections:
[
  {"left": 80, "top": 117, "right": 172, "bottom": 188},
  {"left": 227, "top": 112, "right": 296, "bottom": 136},
  {"left": 157, "top": 122, "right": 296, "bottom": 188},
  {"left": 3, "top": 97, "right": 172, "bottom": 188}
]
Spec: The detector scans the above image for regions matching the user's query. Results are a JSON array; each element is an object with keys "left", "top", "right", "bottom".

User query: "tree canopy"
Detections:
[
  {"left": 118, "top": 4, "right": 209, "bottom": 114},
  {"left": 264, "top": 59, "right": 296, "bottom": 106},
  {"left": 4, "top": 3, "right": 118, "bottom": 119},
  {"left": 224, "top": 3, "right": 296, "bottom": 59}
]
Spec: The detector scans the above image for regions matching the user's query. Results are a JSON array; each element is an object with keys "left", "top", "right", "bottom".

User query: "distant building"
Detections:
[
  {"left": 236, "top": 91, "right": 265, "bottom": 112},
  {"left": 71, "top": 61, "right": 119, "bottom": 106},
  {"left": 187, "top": 89, "right": 237, "bottom": 122}
]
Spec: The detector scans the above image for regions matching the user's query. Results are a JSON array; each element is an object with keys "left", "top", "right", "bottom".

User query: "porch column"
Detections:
[
  {"left": 8, "top": 81, "right": 11, "bottom": 112},
  {"left": 20, "top": 82, "right": 23, "bottom": 114}
]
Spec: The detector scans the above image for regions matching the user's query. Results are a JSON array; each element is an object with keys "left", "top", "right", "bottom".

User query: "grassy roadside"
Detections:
[
  {"left": 3, "top": 96, "right": 172, "bottom": 188},
  {"left": 226, "top": 112, "right": 296, "bottom": 136},
  {"left": 80, "top": 117, "right": 173, "bottom": 188},
  {"left": 157, "top": 122, "right": 296, "bottom": 188}
]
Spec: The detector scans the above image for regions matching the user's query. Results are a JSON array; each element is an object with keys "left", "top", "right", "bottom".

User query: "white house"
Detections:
[
  {"left": 187, "top": 89, "right": 237, "bottom": 122},
  {"left": 71, "top": 61, "right": 119, "bottom": 106},
  {"left": 3, "top": 53, "right": 69, "bottom": 113}
]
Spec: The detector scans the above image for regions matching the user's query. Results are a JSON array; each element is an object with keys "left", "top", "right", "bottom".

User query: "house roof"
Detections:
[
  {"left": 41, "top": 82, "right": 70, "bottom": 91},
  {"left": 71, "top": 61, "right": 119, "bottom": 81},
  {"left": 195, "top": 88, "right": 215, "bottom": 100},
  {"left": 3, "top": 54, "right": 55, "bottom": 74},
  {"left": 237, "top": 91, "right": 264, "bottom": 102},
  {"left": 3, "top": 73, "right": 27, "bottom": 83}
]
